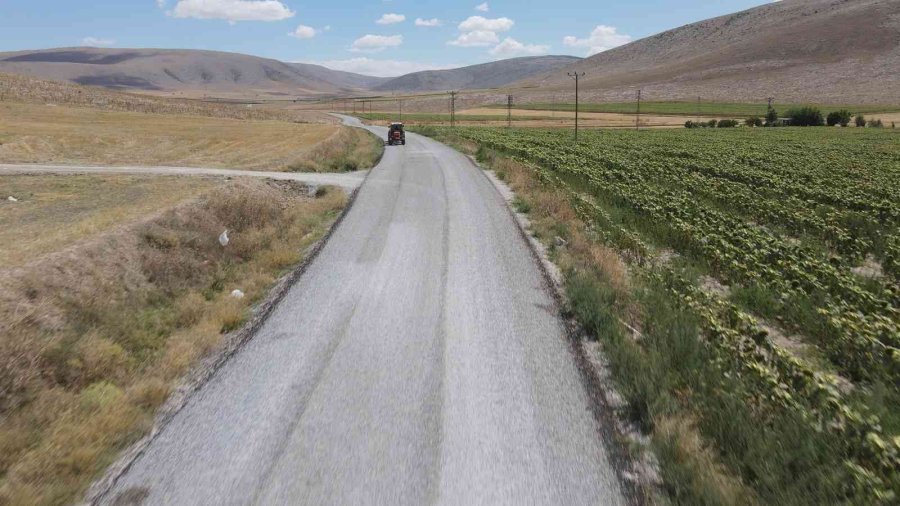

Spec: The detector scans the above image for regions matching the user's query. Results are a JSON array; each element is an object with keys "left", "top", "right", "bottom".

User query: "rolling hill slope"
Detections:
[
  {"left": 372, "top": 56, "right": 581, "bottom": 93},
  {"left": 0, "top": 48, "right": 378, "bottom": 98},
  {"left": 517, "top": 0, "right": 900, "bottom": 104}
]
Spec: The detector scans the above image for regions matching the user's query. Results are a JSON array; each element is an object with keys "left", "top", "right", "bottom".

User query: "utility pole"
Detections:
[
  {"left": 636, "top": 89, "right": 642, "bottom": 131},
  {"left": 568, "top": 72, "right": 585, "bottom": 141},
  {"left": 399, "top": 99, "right": 403, "bottom": 122},
  {"left": 697, "top": 96, "right": 701, "bottom": 121},
  {"left": 507, "top": 94, "right": 513, "bottom": 128},
  {"left": 450, "top": 91, "right": 457, "bottom": 127}
]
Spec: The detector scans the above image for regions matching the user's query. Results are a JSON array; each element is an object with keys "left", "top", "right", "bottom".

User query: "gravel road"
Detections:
[
  {"left": 99, "top": 116, "right": 625, "bottom": 505},
  {"left": 0, "top": 164, "right": 367, "bottom": 190}
]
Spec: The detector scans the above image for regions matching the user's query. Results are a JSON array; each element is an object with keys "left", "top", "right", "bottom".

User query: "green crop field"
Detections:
[
  {"left": 415, "top": 125, "right": 900, "bottom": 503},
  {"left": 514, "top": 101, "right": 900, "bottom": 117}
]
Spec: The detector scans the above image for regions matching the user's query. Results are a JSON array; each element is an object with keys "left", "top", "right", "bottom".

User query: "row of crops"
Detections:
[{"left": 426, "top": 126, "right": 900, "bottom": 501}]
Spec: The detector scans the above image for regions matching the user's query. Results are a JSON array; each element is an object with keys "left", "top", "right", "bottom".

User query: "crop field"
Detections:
[
  {"left": 514, "top": 101, "right": 900, "bottom": 117},
  {"left": 416, "top": 125, "right": 899, "bottom": 502}
]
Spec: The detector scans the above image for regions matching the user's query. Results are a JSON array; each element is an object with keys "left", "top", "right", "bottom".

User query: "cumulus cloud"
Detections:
[
  {"left": 300, "top": 58, "right": 459, "bottom": 77},
  {"left": 289, "top": 25, "right": 316, "bottom": 39},
  {"left": 169, "top": 0, "right": 294, "bottom": 23},
  {"left": 563, "top": 25, "right": 631, "bottom": 56},
  {"left": 81, "top": 37, "right": 116, "bottom": 47},
  {"left": 448, "top": 30, "right": 500, "bottom": 47},
  {"left": 376, "top": 13, "right": 405, "bottom": 25},
  {"left": 415, "top": 18, "right": 441, "bottom": 27},
  {"left": 458, "top": 15, "right": 513, "bottom": 33},
  {"left": 489, "top": 37, "right": 549, "bottom": 57},
  {"left": 351, "top": 34, "right": 403, "bottom": 53},
  {"left": 450, "top": 15, "right": 513, "bottom": 47},
  {"left": 475, "top": 2, "right": 489, "bottom": 12}
]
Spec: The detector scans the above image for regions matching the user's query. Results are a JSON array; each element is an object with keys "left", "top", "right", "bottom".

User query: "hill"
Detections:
[
  {"left": 372, "top": 56, "right": 582, "bottom": 93},
  {"left": 286, "top": 63, "right": 389, "bottom": 91},
  {"left": 0, "top": 48, "right": 377, "bottom": 98},
  {"left": 517, "top": 0, "right": 900, "bottom": 105}
]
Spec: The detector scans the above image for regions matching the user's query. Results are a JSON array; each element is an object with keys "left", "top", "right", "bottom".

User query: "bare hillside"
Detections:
[
  {"left": 372, "top": 56, "right": 581, "bottom": 93},
  {"left": 0, "top": 72, "right": 310, "bottom": 121},
  {"left": 0, "top": 48, "right": 374, "bottom": 97},
  {"left": 518, "top": 0, "right": 900, "bottom": 104}
]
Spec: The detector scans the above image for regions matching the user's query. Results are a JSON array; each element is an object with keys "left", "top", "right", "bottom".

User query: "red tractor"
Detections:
[{"left": 387, "top": 122, "right": 406, "bottom": 146}]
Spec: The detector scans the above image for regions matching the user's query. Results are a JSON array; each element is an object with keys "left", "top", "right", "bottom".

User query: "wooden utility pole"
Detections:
[
  {"left": 568, "top": 72, "right": 585, "bottom": 141},
  {"left": 636, "top": 89, "right": 642, "bottom": 131},
  {"left": 399, "top": 99, "right": 403, "bottom": 122},
  {"left": 507, "top": 94, "right": 513, "bottom": 128},
  {"left": 450, "top": 91, "right": 457, "bottom": 127}
]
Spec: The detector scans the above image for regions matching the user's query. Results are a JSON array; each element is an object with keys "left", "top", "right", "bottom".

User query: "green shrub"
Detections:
[
  {"left": 717, "top": 119, "right": 739, "bottom": 128},
  {"left": 765, "top": 107, "right": 778, "bottom": 125},
  {"left": 745, "top": 116, "right": 763, "bottom": 127},
  {"left": 855, "top": 114, "right": 867, "bottom": 127},
  {"left": 826, "top": 110, "right": 852, "bottom": 127},
  {"left": 786, "top": 107, "right": 824, "bottom": 126},
  {"left": 706, "top": 119, "right": 718, "bottom": 128}
]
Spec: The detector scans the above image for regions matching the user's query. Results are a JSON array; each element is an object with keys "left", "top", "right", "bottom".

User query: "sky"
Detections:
[{"left": 0, "top": 1, "right": 776, "bottom": 77}]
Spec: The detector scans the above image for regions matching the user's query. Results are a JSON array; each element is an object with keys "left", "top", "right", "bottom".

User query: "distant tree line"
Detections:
[{"left": 685, "top": 106, "right": 892, "bottom": 129}]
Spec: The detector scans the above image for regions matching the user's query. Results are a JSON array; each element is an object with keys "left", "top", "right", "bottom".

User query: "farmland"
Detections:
[
  {"left": 415, "top": 125, "right": 900, "bottom": 503},
  {"left": 512, "top": 101, "right": 900, "bottom": 117}
]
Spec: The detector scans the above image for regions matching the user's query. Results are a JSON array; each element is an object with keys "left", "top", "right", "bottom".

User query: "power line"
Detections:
[{"left": 568, "top": 72, "right": 585, "bottom": 141}]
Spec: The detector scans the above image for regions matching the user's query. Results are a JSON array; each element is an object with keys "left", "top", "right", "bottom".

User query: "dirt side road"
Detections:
[
  {"left": 0, "top": 164, "right": 367, "bottom": 190},
  {"left": 97, "top": 116, "right": 625, "bottom": 505}
]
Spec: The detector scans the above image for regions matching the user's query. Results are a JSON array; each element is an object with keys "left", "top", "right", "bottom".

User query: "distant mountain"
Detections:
[
  {"left": 286, "top": 63, "right": 389, "bottom": 91},
  {"left": 372, "top": 56, "right": 582, "bottom": 93},
  {"left": 0, "top": 48, "right": 370, "bottom": 97},
  {"left": 516, "top": 0, "right": 900, "bottom": 104}
]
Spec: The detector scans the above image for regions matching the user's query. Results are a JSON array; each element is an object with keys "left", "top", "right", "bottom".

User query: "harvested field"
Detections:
[
  {"left": 0, "top": 102, "right": 378, "bottom": 171},
  {"left": 0, "top": 175, "right": 219, "bottom": 268}
]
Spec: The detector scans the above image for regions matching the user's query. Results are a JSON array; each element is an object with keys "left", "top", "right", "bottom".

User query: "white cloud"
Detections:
[
  {"left": 156, "top": 0, "right": 167, "bottom": 7},
  {"left": 300, "top": 58, "right": 459, "bottom": 78},
  {"left": 475, "top": 2, "right": 489, "bottom": 12},
  {"left": 458, "top": 15, "right": 513, "bottom": 33},
  {"left": 289, "top": 25, "right": 316, "bottom": 39},
  {"left": 376, "top": 13, "right": 405, "bottom": 25},
  {"left": 415, "top": 18, "right": 441, "bottom": 27},
  {"left": 489, "top": 37, "right": 549, "bottom": 57},
  {"left": 351, "top": 34, "right": 403, "bottom": 53},
  {"left": 448, "top": 30, "right": 500, "bottom": 47},
  {"left": 169, "top": 0, "right": 294, "bottom": 23},
  {"left": 563, "top": 25, "right": 631, "bottom": 56},
  {"left": 81, "top": 37, "right": 116, "bottom": 47}
]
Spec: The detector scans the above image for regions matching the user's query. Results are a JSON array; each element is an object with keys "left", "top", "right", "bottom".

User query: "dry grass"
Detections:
[
  {"left": 0, "top": 178, "right": 346, "bottom": 505},
  {"left": 0, "top": 102, "right": 345, "bottom": 170},
  {"left": 289, "top": 126, "right": 383, "bottom": 172},
  {"left": 0, "top": 175, "right": 219, "bottom": 268},
  {"left": 0, "top": 72, "right": 300, "bottom": 122}
]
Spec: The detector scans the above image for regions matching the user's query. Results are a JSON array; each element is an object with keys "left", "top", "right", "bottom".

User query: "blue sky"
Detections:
[{"left": 0, "top": 1, "right": 774, "bottom": 76}]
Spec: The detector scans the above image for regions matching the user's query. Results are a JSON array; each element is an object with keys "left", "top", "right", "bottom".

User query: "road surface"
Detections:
[
  {"left": 99, "top": 116, "right": 625, "bottom": 505},
  {"left": 0, "top": 164, "right": 367, "bottom": 190}
]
